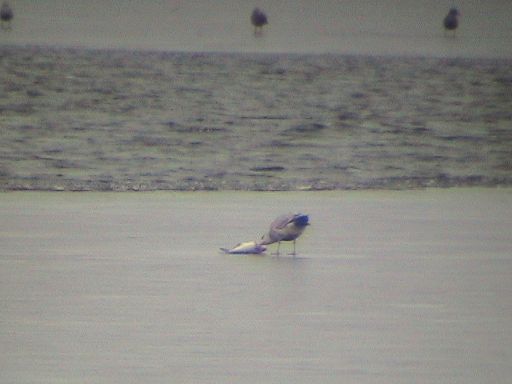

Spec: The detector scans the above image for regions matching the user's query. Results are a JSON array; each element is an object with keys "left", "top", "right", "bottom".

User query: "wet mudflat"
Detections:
[{"left": 1, "top": 189, "right": 511, "bottom": 383}]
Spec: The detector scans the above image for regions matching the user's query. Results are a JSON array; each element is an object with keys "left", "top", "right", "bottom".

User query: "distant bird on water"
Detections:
[
  {"left": 251, "top": 7, "right": 268, "bottom": 35},
  {"left": 259, "top": 213, "right": 309, "bottom": 255},
  {"left": 0, "top": 2, "right": 13, "bottom": 30},
  {"left": 443, "top": 8, "right": 459, "bottom": 36}
]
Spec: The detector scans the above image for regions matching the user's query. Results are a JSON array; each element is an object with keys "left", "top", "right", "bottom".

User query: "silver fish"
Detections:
[{"left": 220, "top": 241, "right": 266, "bottom": 254}]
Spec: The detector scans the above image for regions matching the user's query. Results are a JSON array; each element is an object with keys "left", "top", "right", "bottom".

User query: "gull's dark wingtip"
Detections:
[{"left": 294, "top": 214, "right": 310, "bottom": 227}]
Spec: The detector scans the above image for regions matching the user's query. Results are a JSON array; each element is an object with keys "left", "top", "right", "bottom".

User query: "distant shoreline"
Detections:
[
  {"left": 2, "top": 187, "right": 512, "bottom": 194},
  {"left": 2, "top": 43, "right": 512, "bottom": 61}
]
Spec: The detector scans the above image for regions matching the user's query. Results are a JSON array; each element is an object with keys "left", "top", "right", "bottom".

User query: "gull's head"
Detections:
[{"left": 259, "top": 232, "right": 273, "bottom": 245}]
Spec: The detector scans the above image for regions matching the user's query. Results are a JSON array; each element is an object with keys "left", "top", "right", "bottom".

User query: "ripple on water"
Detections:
[
  {"left": 283, "top": 123, "right": 327, "bottom": 135},
  {"left": 249, "top": 166, "right": 286, "bottom": 172},
  {"left": 1, "top": 47, "right": 512, "bottom": 191}
]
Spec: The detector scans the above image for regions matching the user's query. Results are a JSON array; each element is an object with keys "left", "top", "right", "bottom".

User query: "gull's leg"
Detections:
[
  {"left": 290, "top": 240, "right": 296, "bottom": 256},
  {"left": 274, "top": 242, "right": 281, "bottom": 256}
]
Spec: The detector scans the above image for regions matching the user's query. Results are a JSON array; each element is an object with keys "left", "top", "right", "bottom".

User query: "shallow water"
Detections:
[
  {"left": 1, "top": 190, "right": 511, "bottom": 383},
  {"left": 1, "top": 47, "right": 512, "bottom": 191},
  {"left": 3, "top": 1, "right": 512, "bottom": 57}
]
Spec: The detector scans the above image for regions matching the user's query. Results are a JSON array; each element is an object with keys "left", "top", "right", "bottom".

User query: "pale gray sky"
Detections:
[{"left": 2, "top": 0, "right": 512, "bottom": 57}]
